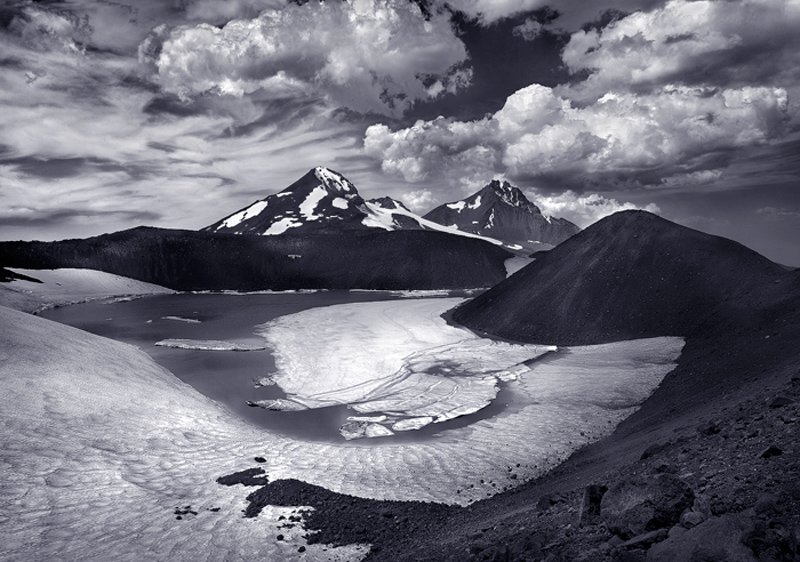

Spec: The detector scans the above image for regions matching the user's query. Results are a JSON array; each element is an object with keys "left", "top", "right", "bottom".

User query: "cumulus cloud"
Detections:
[
  {"left": 561, "top": 0, "right": 800, "bottom": 104},
  {"left": 530, "top": 190, "right": 660, "bottom": 227},
  {"left": 140, "top": 0, "right": 470, "bottom": 116},
  {"left": 365, "top": 0, "right": 797, "bottom": 198},
  {"left": 400, "top": 189, "right": 436, "bottom": 211},
  {"left": 365, "top": 83, "right": 788, "bottom": 185}
]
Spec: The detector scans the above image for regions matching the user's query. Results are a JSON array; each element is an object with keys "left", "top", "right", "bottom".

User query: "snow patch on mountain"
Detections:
[
  {"left": 220, "top": 200, "right": 269, "bottom": 229},
  {"left": 264, "top": 217, "right": 302, "bottom": 235},
  {"left": 363, "top": 200, "right": 513, "bottom": 248}
]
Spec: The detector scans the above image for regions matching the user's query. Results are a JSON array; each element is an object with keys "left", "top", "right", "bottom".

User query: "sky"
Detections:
[{"left": 0, "top": 0, "right": 799, "bottom": 265}]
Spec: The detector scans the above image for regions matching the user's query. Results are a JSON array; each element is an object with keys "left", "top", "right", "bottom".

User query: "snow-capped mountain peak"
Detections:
[
  {"left": 423, "top": 179, "right": 580, "bottom": 250},
  {"left": 204, "top": 167, "right": 368, "bottom": 236},
  {"left": 204, "top": 169, "right": 528, "bottom": 250},
  {"left": 313, "top": 166, "right": 356, "bottom": 194},
  {"left": 483, "top": 180, "right": 538, "bottom": 211}
]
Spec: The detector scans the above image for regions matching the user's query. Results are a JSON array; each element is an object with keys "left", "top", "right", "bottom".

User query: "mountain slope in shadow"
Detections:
[{"left": 0, "top": 227, "right": 512, "bottom": 291}]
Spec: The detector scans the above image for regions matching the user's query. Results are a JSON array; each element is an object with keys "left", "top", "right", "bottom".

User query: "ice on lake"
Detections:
[{"left": 256, "top": 299, "right": 556, "bottom": 438}]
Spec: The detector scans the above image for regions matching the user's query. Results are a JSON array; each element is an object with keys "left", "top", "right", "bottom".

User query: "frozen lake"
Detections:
[
  {"left": 41, "top": 291, "right": 508, "bottom": 442},
  {"left": 41, "top": 291, "right": 683, "bottom": 454}
]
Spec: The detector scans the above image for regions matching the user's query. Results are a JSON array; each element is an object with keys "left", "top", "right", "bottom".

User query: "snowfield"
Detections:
[
  {"left": 0, "top": 305, "right": 367, "bottom": 562},
  {"left": 0, "top": 268, "right": 174, "bottom": 313},
  {"left": 0, "top": 296, "right": 684, "bottom": 560}
]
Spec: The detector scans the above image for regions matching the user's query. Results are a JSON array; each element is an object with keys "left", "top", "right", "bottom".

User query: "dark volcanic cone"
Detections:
[{"left": 453, "top": 210, "right": 792, "bottom": 345}]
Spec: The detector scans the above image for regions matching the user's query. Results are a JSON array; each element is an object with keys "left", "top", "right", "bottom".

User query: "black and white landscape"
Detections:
[{"left": 1, "top": 1, "right": 799, "bottom": 561}]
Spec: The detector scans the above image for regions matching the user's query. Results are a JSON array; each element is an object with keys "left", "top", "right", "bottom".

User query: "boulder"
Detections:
[
  {"left": 768, "top": 396, "right": 794, "bottom": 408},
  {"left": 646, "top": 515, "right": 757, "bottom": 562},
  {"left": 679, "top": 511, "right": 705, "bottom": 529},
  {"left": 697, "top": 421, "right": 721, "bottom": 436},
  {"left": 579, "top": 484, "right": 608, "bottom": 526},
  {"left": 760, "top": 446, "right": 783, "bottom": 459},
  {"left": 601, "top": 474, "right": 694, "bottom": 539},
  {"left": 622, "top": 529, "right": 669, "bottom": 549}
]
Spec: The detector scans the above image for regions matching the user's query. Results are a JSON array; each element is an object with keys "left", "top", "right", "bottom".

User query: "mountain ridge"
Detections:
[
  {"left": 204, "top": 167, "right": 578, "bottom": 252},
  {"left": 423, "top": 179, "right": 580, "bottom": 250},
  {"left": 0, "top": 226, "right": 513, "bottom": 291}
]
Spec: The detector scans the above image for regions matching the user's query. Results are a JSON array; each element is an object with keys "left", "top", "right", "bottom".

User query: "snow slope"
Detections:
[
  {"left": 362, "top": 199, "right": 522, "bottom": 250},
  {"left": 0, "top": 305, "right": 365, "bottom": 562},
  {"left": 0, "top": 300, "right": 683, "bottom": 559},
  {"left": 0, "top": 267, "right": 174, "bottom": 313}
]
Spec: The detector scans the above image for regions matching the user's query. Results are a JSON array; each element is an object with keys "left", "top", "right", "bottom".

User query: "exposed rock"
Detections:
[
  {"left": 537, "top": 493, "right": 565, "bottom": 512},
  {"left": 601, "top": 474, "right": 695, "bottom": 539},
  {"left": 768, "top": 396, "right": 794, "bottom": 408},
  {"left": 760, "top": 446, "right": 783, "bottom": 459},
  {"left": 753, "top": 493, "right": 780, "bottom": 515},
  {"left": 697, "top": 421, "right": 721, "bottom": 436},
  {"left": 679, "top": 511, "right": 706, "bottom": 529},
  {"left": 742, "top": 516, "right": 800, "bottom": 560},
  {"left": 622, "top": 528, "right": 669, "bottom": 549},
  {"left": 216, "top": 467, "right": 269, "bottom": 487},
  {"left": 579, "top": 484, "right": 608, "bottom": 526},
  {"left": 423, "top": 179, "right": 579, "bottom": 249},
  {"left": 611, "top": 549, "right": 646, "bottom": 562},
  {"left": 640, "top": 442, "right": 670, "bottom": 460},
  {"left": 646, "top": 515, "right": 757, "bottom": 562}
]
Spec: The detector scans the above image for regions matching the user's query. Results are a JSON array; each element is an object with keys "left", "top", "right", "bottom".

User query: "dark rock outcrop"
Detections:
[
  {"left": 600, "top": 474, "right": 694, "bottom": 539},
  {"left": 646, "top": 515, "right": 758, "bottom": 562},
  {"left": 579, "top": 484, "right": 608, "bottom": 526}
]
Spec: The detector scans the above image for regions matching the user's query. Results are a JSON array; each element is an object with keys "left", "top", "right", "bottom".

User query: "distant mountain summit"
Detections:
[
  {"left": 204, "top": 167, "right": 533, "bottom": 251},
  {"left": 423, "top": 180, "right": 580, "bottom": 250},
  {"left": 205, "top": 167, "right": 379, "bottom": 235}
]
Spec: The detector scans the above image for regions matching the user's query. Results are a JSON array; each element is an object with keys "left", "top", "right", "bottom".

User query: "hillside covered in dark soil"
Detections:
[
  {"left": 0, "top": 227, "right": 512, "bottom": 291},
  {"left": 452, "top": 210, "right": 790, "bottom": 345}
]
